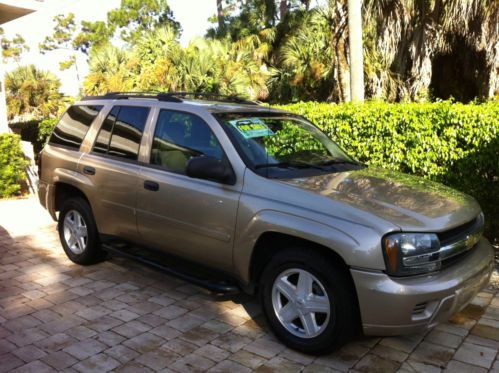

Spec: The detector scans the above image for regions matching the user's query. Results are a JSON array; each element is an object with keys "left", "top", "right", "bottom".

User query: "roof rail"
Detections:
[
  {"left": 81, "top": 92, "right": 182, "bottom": 103},
  {"left": 81, "top": 91, "right": 259, "bottom": 105},
  {"left": 165, "top": 92, "right": 259, "bottom": 105}
]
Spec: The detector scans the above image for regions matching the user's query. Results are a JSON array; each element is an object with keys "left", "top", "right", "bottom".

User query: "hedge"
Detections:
[
  {"left": 277, "top": 100, "right": 499, "bottom": 242},
  {"left": 0, "top": 133, "right": 28, "bottom": 198}
]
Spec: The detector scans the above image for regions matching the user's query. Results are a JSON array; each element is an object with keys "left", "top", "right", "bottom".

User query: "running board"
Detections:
[{"left": 102, "top": 243, "right": 240, "bottom": 295}]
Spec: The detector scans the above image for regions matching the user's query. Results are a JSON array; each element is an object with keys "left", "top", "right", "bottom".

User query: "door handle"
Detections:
[
  {"left": 83, "top": 166, "right": 96, "bottom": 175},
  {"left": 144, "top": 180, "right": 159, "bottom": 191}
]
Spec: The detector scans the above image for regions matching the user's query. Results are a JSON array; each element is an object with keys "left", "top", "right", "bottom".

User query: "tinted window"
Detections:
[
  {"left": 150, "top": 110, "right": 223, "bottom": 174},
  {"left": 93, "top": 106, "right": 119, "bottom": 154},
  {"left": 92, "top": 106, "right": 149, "bottom": 160},
  {"left": 50, "top": 105, "right": 103, "bottom": 149}
]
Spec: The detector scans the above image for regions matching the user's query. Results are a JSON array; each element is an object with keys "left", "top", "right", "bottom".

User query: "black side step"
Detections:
[{"left": 102, "top": 243, "right": 240, "bottom": 295}]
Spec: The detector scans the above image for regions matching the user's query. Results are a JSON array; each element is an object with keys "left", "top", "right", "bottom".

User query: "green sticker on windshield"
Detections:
[{"left": 228, "top": 118, "right": 274, "bottom": 139}]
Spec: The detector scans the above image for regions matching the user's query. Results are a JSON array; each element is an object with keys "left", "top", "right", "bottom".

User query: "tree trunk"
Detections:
[
  {"left": 336, "top": 39, "right": 351, "bottom": 102},
  {"left": 279, "top": 1, "right": 288, "bottom": 20},
  {"left": 347, "top": 0, "right": 364, "bottom": 102},
  {"left": 216, "top": 0, "right": 224, "bottom": 29}
]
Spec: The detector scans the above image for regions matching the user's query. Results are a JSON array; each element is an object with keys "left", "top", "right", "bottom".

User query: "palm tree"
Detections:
[
  {"left": 362, "top": 0, "right": 499, "bottom": 101},
  {"left": 5, "top": 65, "right": 63, "bottom": 122},
  {"left": 83, "top": 44, "right": 136, "bottom": 95}
]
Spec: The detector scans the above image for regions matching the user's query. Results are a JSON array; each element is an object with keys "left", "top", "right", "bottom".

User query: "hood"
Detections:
[{"left": 280, "top": 167, "right": 481, "bottom": 231}]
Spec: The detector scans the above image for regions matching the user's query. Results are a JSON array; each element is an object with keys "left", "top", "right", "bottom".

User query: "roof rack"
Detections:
[{"left": 81, "top": 91, "right": 259, "bottom": 105}]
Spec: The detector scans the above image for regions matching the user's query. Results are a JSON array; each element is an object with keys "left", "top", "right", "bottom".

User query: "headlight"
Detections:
[{"left": 383, "top": 233, "right": 441, "bottom": 276}]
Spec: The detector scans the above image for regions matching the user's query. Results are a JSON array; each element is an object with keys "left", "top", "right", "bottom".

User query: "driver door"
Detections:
[{"left": 136, "top": 109, "right": 242, "bottom": 272}]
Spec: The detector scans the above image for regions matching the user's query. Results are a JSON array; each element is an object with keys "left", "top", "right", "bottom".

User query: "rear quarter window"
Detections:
[{"left": 49, "top": 105, "right": 103, "bottom": 149}]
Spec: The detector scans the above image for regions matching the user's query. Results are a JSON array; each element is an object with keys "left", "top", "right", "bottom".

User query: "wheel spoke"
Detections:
[
  {"left": 64, "top": 215, "right": 75, "bottom": 230},
  {"left": 276, "top": 278, "right": 297, "bottom": 303},
  {"left": 63, "top": 210, "right": 88, "bottom": 255},
  {"left": 300, "top": 313, "right": 318, "bottom": 336},
  {"left": 76, "top": 235, "right": 86, "bottom": 253},
  {"left": 76, "top": 214, "right": 86, "bottom": 229},
  {"left": 303, "top": 295, "right": 330, "bottom": 314},
  {"left": 67, "top": 234, "right": 76, "bottom": 248},
  {"left": 278, "top": 303, "right": 299, "bottom": 322},
  {"left": 296, "top": 270, "right": 313, "bottom": 298}
]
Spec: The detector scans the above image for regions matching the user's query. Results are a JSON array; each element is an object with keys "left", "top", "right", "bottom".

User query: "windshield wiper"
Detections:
[
  {"left": 319, "top": 158, "right": 363, "bottom": 166},
  {"left": 254, "top": 161, "right": 326, "bottom": 170}
]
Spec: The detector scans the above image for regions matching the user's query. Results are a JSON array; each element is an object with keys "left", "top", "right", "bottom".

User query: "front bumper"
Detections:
[{"left": 351, "top": 238, "right": 494, "bottom": 336}]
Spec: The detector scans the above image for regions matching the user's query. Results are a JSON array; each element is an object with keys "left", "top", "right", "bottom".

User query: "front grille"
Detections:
[
  {"left": 438, "top": 214, "right": 484, "bottom": 268},
  {"left": 438, "top": 214, "right": 483, "bottom": 246}
]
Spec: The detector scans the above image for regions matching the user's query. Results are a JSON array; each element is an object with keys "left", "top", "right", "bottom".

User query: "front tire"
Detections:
[
  {"left": 260, "top": 249, "right": 358, "bottom": 354},
  {"left": 58, "top": 197, "right": 104, "bottom": 265}
]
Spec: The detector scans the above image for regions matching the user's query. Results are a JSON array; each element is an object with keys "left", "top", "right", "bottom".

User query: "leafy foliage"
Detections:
[
  {"left": 277, "top": 100, "right": 499, "bottom": 240},
  {"left": 38, "top": 118, "right": 58, "bottom": 147},
  {"left": 84, "top": 26, "right": 272, "bottom": 99},
  {"left": 0, "top": 134, "right": 28, "bottom": 198},
  {"left": 0, "top": 27, "right": 29, "bottom": 63}
]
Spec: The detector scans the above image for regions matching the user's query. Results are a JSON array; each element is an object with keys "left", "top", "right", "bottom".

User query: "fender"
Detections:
[
  {"left": 233, "top": 209, "right": 385, "bottom": 284},
  {"left": 47, "top": 168, "right": 95, "bottom": 219}
]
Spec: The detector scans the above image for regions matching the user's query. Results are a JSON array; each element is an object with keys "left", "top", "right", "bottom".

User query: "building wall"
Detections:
[{"left": 0, "top": 0, "right": 42, "bottom": 133}]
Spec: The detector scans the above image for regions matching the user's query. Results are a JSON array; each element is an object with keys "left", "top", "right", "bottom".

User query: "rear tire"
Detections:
[
  {"left": 259, "top": 248, "right": 358, "bottom": 355},
  {"left": 58, "top": 197, "right": 105, "bottom": 265}
]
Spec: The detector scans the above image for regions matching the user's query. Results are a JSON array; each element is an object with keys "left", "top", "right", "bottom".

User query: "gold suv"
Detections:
[{"left": 38, "top": 92, "right": 494, "bottom": 354}]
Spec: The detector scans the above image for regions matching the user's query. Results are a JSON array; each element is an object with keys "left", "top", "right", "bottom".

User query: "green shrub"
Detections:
[
  {"left": 0, "top": 133, "right": 28, "bottom": 198},
  {"left": 277, "top": 100, "right": 499, "bottom": 242},
  {"left": 38, "top": 118, "right": 58, "bottom": 146}
]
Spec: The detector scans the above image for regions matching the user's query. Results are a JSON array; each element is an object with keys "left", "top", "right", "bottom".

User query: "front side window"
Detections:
[
  {"left": 216, "top": 113, "right": 361, "bottom": 178},
  {"left": 92, "top": 106, "right": 150, "bottom": 160},
  {"left": 50, "top": 105, "right": 103, "bottom": 149},
  {"left": 150, "top": 110, "right": 223, "bottom": 174}
]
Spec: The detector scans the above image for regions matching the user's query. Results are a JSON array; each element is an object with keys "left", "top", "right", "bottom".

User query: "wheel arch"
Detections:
[
  {"left": 54, "top": 182, "right": 92, "bottom": 213},
  {"left": 249, "top": 232, "right": 353, "bottom": 291}
]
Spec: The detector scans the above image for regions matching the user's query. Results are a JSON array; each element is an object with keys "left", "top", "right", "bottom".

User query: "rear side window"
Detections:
[
  {"left": 49, "top": 105, "right": 103, "bottom": 149},
  {"left": 93, "top": 106, "right": 119, "bottom": 154},
  {"left": 92, "top": 106, "right": 150, "bottom": 161}
]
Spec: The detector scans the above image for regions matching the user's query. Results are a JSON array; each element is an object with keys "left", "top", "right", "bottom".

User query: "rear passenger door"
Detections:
[
  {"left": 78, "top": 105, "right": 151, "bottom": 242},
  {"left": 136, "top": 109, "right": 241, "bottom": 272}
]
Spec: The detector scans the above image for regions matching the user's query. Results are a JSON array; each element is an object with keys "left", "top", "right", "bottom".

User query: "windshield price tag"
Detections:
[{"left": 228, "top": 118, "right": 275, "bottom": 139}]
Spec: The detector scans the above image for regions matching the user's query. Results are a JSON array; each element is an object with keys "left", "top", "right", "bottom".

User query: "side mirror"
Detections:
[{"left": 186, "top": 156, "right": 234, "bottom": 184}]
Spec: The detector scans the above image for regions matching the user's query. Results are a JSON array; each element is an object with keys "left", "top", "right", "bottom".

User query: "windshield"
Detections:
[{"left": 216, "top": 113, "right": 361, "bottom": 178}]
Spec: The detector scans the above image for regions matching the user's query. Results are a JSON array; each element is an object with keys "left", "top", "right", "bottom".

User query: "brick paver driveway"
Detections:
[{"left": 1, "top": 197, "right": 498, "bottom": 373}]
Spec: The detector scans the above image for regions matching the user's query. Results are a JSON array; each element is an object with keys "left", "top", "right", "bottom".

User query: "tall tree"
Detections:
[
  {"left": 39, "top": 13, "right": 82, "bottom": 79},
  {"left": 207, "top": 0, "right": 306, "bottom": 40},
  {"left": 107, "top": 0, "right": 180, "bottom": 43}
]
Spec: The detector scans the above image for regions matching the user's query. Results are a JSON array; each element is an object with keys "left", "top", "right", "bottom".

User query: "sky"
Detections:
[{"left": 1, "top": 0, "right": 217, "bottom": 95}]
